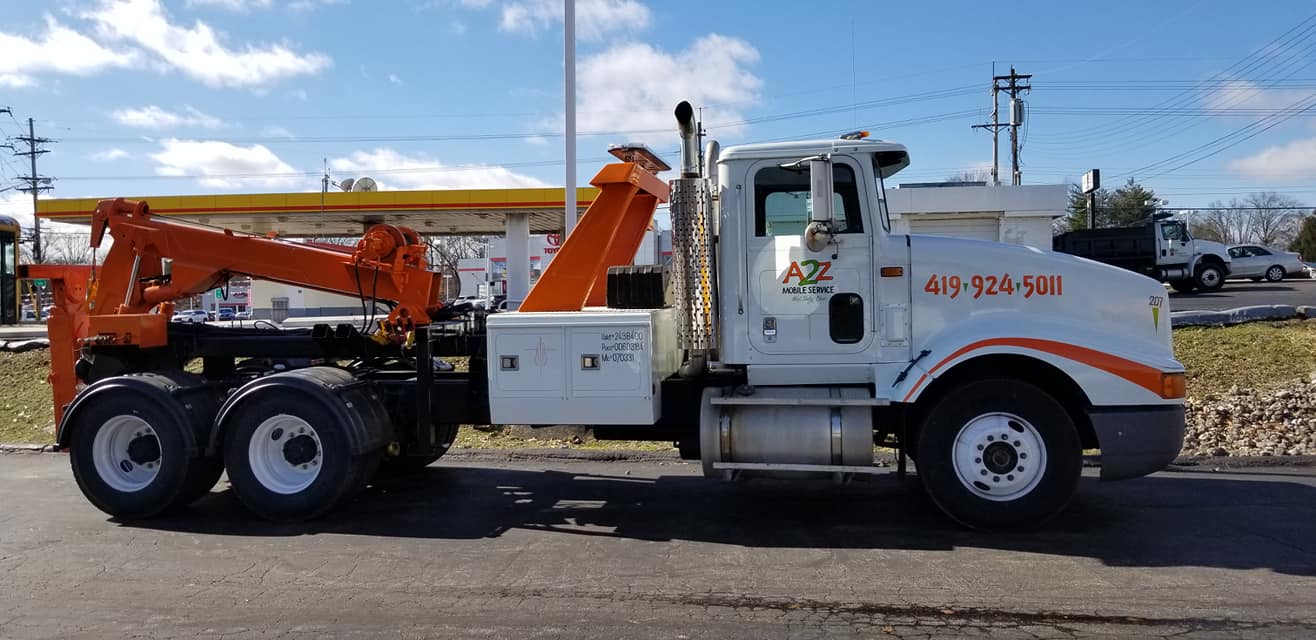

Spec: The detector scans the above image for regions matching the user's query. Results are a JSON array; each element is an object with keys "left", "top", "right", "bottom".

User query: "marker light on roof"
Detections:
[{"left": 840, "top": 130, "right": 870, "bottom": 140}]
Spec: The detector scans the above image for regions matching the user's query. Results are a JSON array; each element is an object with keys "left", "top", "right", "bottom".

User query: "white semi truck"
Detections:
[{"left": 50, "top": 101, "right": 1186, "bottom": 530}]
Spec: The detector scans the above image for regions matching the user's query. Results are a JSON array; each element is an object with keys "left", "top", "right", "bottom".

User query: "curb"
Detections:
[
  {"left": 1171, "top": 305, "right": 1316, "bottom": 328},
  {"left": 0, "top": 443, "right": 58, "bottom": 453}
]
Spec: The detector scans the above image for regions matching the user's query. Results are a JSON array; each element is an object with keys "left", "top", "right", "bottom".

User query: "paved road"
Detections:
[
  {"left": 1170, "top": 277, "right": 1316, "bottom": 311},
  {"left": 1, "top": 452, "right": 1314, "bottom": 639}
]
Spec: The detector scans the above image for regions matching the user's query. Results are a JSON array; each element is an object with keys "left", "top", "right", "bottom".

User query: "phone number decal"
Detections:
[{"left": 923, "top": 274, "right": 1063, "bottom": 299}]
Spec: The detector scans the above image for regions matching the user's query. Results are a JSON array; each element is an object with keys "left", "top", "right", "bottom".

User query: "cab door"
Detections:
[
  {"left": 743, "top": 156, "right": 874, "bottom": 359},
  {"left": 1155, "top": 221, "right": 1190, "bottom": 266}
]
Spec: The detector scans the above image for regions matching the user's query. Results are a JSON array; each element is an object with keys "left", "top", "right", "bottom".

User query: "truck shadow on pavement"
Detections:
[{"left": 136, "top": 464, "right": 1316, "bottom": 577}]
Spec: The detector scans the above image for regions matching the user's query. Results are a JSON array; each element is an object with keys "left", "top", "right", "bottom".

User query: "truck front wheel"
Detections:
[
  {"left": 915, "top": 379, "right": 1082, "bottom": 530},
  {"left": 1195, "top": 263, "right": 1225, "bottom": 291}
]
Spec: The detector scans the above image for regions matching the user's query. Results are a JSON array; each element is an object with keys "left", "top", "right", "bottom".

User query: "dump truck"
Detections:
[
  {"left": 1054, "top": 214, "right": 1231, "bottom": 293},
  {"left": 32, "top": 101, "right": 1186, "bottom": 530}
]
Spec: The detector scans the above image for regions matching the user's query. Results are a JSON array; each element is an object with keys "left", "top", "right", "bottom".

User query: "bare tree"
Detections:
[
  {"left": 40, "top": 232, "right": 95, "bottom": 264},
  {"left": 425, "top": 236, "right": 487, "bottom": 299},
  {"left": 1191, "top": 193, "right": 1305, "bottom": 246},
  {"left": 1244, "top": 192, "right": 1303, "bottom": 247},
  {"left": 944, "top": 168, "right": 994, "bottom": 184}
]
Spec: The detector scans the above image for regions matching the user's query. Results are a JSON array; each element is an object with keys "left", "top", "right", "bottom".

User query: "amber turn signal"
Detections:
[{"left": 1160, "top": 372, "right": 1186, "bottom": 399}]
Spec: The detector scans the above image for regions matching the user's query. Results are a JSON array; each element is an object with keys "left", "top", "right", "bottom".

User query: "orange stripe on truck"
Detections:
[{"left": 900, "top": 337, "right": 1170, "bottom": 402}]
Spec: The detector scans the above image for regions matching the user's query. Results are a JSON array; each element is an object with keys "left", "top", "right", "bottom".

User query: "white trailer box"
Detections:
[{"left": 486, "top": 308, "right": 679, "bottom": 425}]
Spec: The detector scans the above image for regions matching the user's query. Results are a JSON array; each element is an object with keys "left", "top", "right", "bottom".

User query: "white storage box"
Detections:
[{"left": 486, "top": 308, "right": 679, "bottom": 425}]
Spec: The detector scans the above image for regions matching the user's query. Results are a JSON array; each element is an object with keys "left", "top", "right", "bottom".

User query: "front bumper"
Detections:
[{"left": 1089, "top": 405, "right": 1185, "bottom": 480}]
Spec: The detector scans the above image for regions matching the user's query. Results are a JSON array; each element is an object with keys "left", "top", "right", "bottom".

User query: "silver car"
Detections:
[{"left": 1226, "top": 244, "right": 1307, "bottom": 282}]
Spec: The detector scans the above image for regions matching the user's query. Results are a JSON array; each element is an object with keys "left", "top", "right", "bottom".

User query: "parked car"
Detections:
[
  {"left": 236, "top": 310, "right": 253, "bottom": 320},
  {"left": 171, "top": 309, "right": 209, "bottom": 323},
  {"left": 217, "top": 308, "right": 236, "bottom": 321},
  {"left": 1304, "top": 261, "right": 1316, "bottom": 279},
  {"left": 1226, "top": 245, "right": 1307, "bottom": 282},
  {"left": 454, "top": 295, "right": 489, "bottom": 310}
]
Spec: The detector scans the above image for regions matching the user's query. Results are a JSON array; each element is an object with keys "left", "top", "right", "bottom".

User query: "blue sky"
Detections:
[{"left": 2, "top": 0, "right": 1314, "bottom": 233}]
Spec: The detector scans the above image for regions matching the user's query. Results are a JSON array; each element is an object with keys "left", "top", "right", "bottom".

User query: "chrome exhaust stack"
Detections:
[{"left": 669, "top": 101, "right": 718, "bottom": 376}]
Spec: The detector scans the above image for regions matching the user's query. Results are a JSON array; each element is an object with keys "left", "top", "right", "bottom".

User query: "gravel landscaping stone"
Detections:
[{"left": 1184, "top": 377, "right": 1316, "bottom": 457}]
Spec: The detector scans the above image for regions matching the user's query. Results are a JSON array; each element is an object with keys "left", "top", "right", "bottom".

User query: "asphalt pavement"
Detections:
[
  {"left": 1, "top": 451, "right": 1314, "bottom": 639},
  {"left": 1170, "top": 277, "right": 1316, "bottom": 312}
]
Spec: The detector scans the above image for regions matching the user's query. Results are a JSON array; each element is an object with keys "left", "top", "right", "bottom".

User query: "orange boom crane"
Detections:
[{"left": 39, "top": 198, "right": 445, "bottom": 426}]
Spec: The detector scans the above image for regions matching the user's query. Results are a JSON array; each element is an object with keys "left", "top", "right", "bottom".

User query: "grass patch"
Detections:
[
  {"left": 1174, "top": 320, "right": 1316, "bottom": 397},
  {"left": 0, "top": 350, "right": 56, "bottom": 444}
]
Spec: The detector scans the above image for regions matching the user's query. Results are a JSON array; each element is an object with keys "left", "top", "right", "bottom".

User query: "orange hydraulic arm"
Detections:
[
  {"left": 39, "top": 198, "right": 445, "bottom": 424},
  {"left": 520, "top": 160, "right": 669, "bottom": 311}
]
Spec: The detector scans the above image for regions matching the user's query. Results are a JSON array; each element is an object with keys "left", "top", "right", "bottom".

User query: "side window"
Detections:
[
  {"left": 1228, "top": 247, "right": 1243, "bottom": 259},
  {"left": 1161, "top": 224, "right": 1183, "bottom": 241},
  {"left": 1252, "top": 246, "right": 1271, "bottom": 256},
  {"left": 755, "top": 163, "right": 863, "bottom": 237}
]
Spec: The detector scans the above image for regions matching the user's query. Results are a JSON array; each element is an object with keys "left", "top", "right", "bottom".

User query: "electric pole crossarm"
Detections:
[{"left": 7, "top": 117, "right": 55, "bottom": 263}]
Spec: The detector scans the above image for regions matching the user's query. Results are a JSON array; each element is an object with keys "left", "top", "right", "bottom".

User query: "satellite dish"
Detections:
[
  {"left": 338, "top": 178, "right": 355, "bottom": 192},
  {"left": 352, "top": 177, "right": 378, "bottom": 192}
]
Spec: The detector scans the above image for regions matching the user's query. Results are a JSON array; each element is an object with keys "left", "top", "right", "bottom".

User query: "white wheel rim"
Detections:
[
  {"left": 1268, "top": 267, "right": 1283, "bottom": 280},
  {"left": 91, "top": 415, "right": 161, "bottom": 493},
  {"left": 951, "top": 412, "right": 1047, "bottom": 502},
  {"left": 248, "top": 415, "right": 322, "bottom": 495},
  {"left": 1201, "top": 269, "right": 1220, "bottom": 287}
]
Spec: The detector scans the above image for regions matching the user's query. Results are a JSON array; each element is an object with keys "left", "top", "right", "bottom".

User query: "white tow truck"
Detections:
[
  {"left": 52, "top": 101, "right": 1185, "bottom": 530},
  {"left": 485, "top": 102, "right": 1186, "bottom": 529}
]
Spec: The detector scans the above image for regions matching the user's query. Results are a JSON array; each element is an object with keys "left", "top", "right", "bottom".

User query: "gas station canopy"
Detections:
[{"left": 37, "top": 187, "right": 598, "bottom": 237}]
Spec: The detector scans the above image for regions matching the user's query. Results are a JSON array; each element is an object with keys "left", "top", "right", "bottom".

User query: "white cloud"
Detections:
[
  {"left": 387, "top": 73, "right": 404, "bottom": 85},
  {"left": 1204, "top": 80, "right": 1316, "bottom": 113},
  {"left": 91, "top": 148, "right": 130, "bottom": 161},
  {"left": 85, "top": 0, "right": 331, "bottom": 89},
  {"left": 571, "top": 34, "right": 761, "bottom": 146},
  {"left": 259, "top": 125, "right": 295, "bottom": 138},
  {"left": 290, "top": 0, "right": 349, "bottom": 10},
  {"left": 150, "top": 139, "right": 304, "bottom": 189},
  {"left": 330, "top": 148, "right": 549, "bottom": 190},
  {"left": 0, "top": 15, "right": 138, "bottom": 87},
  {"left": 1228, "top": 137, "right": 1316, "bottom": 181},
  {"left": 111, "top": 105, "right": 226, "bottom": 129},
  {"left": 185, "top": 0, "right": 272, "bottom": 10},
  {"left": 0, "top": 192, "right": 34, "bottom": 230},
  {"left": 495, "top": 0, "right": 650, "bottom": 41}
]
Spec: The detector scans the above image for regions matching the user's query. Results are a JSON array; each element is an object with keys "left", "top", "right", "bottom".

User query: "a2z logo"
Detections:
[{"left": 782, "top": 259, "right": 833, "bottom": 286}]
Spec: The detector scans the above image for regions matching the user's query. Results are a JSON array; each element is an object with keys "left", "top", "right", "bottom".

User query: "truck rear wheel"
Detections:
[
  {"left": 223, "top": 397, "right": 375, "bottom": 522},
  {"left": 915, "top": 379, "right": 1081, "bottom": 530},
  {"left": 68, "top": 396, "right": 199, "bottom": 519},
  {"left": 379, "top": 423, "right": 458, "bottom": 476},
  {"left": 66, "top": 372, "right": 222, "bottom": 519},
  {"left": 1195, "top": 263, "right": 1225, "bottom": 291}
]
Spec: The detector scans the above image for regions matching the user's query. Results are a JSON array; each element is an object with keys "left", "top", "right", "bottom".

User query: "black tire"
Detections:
[
  {"left": 1264, "top": 265, "right": 1285, "bottom": 282},
  {"left": 222, "top": 394, "right": 369, "bottom": 522},
  {"left": 68, "top": 394, "right": 204, "bottom": 519},
  {"left": 1195, "top": 263, "right": 1225, "bottom": 291},
  {"left": 378, "top": 422, "right": 457, "bottom": 477},
  {"left": 178, "top": 457, "right": 225, "bottom": 507},
  {"left": 1169, "top": 280, "right": 1195, "bottom": 293},
  {"left": 915, "top": 378, "right": 1082, "bottom": 530}
]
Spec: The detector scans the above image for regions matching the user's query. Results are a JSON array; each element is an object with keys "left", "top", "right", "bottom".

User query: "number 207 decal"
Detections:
[{"left": 923, "top": 274, "right": 1063, "bottom": 299}]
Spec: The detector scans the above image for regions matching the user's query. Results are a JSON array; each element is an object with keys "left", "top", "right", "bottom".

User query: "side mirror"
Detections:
[{"left": 805, "top": 155, "right": 834, "bottom": 252}]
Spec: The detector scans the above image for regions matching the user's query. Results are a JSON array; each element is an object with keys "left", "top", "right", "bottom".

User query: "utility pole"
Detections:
[
  {"left": 10, "top": 117, "right": 54, "bottom": 263},
  {"left": 972, "top": 66, "right": 1031, "bottom": 186}
]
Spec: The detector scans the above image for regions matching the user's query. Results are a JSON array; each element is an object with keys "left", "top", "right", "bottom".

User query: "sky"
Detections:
[{"left": 2, "top": 0, "right": 1315, "bottom": 238}]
